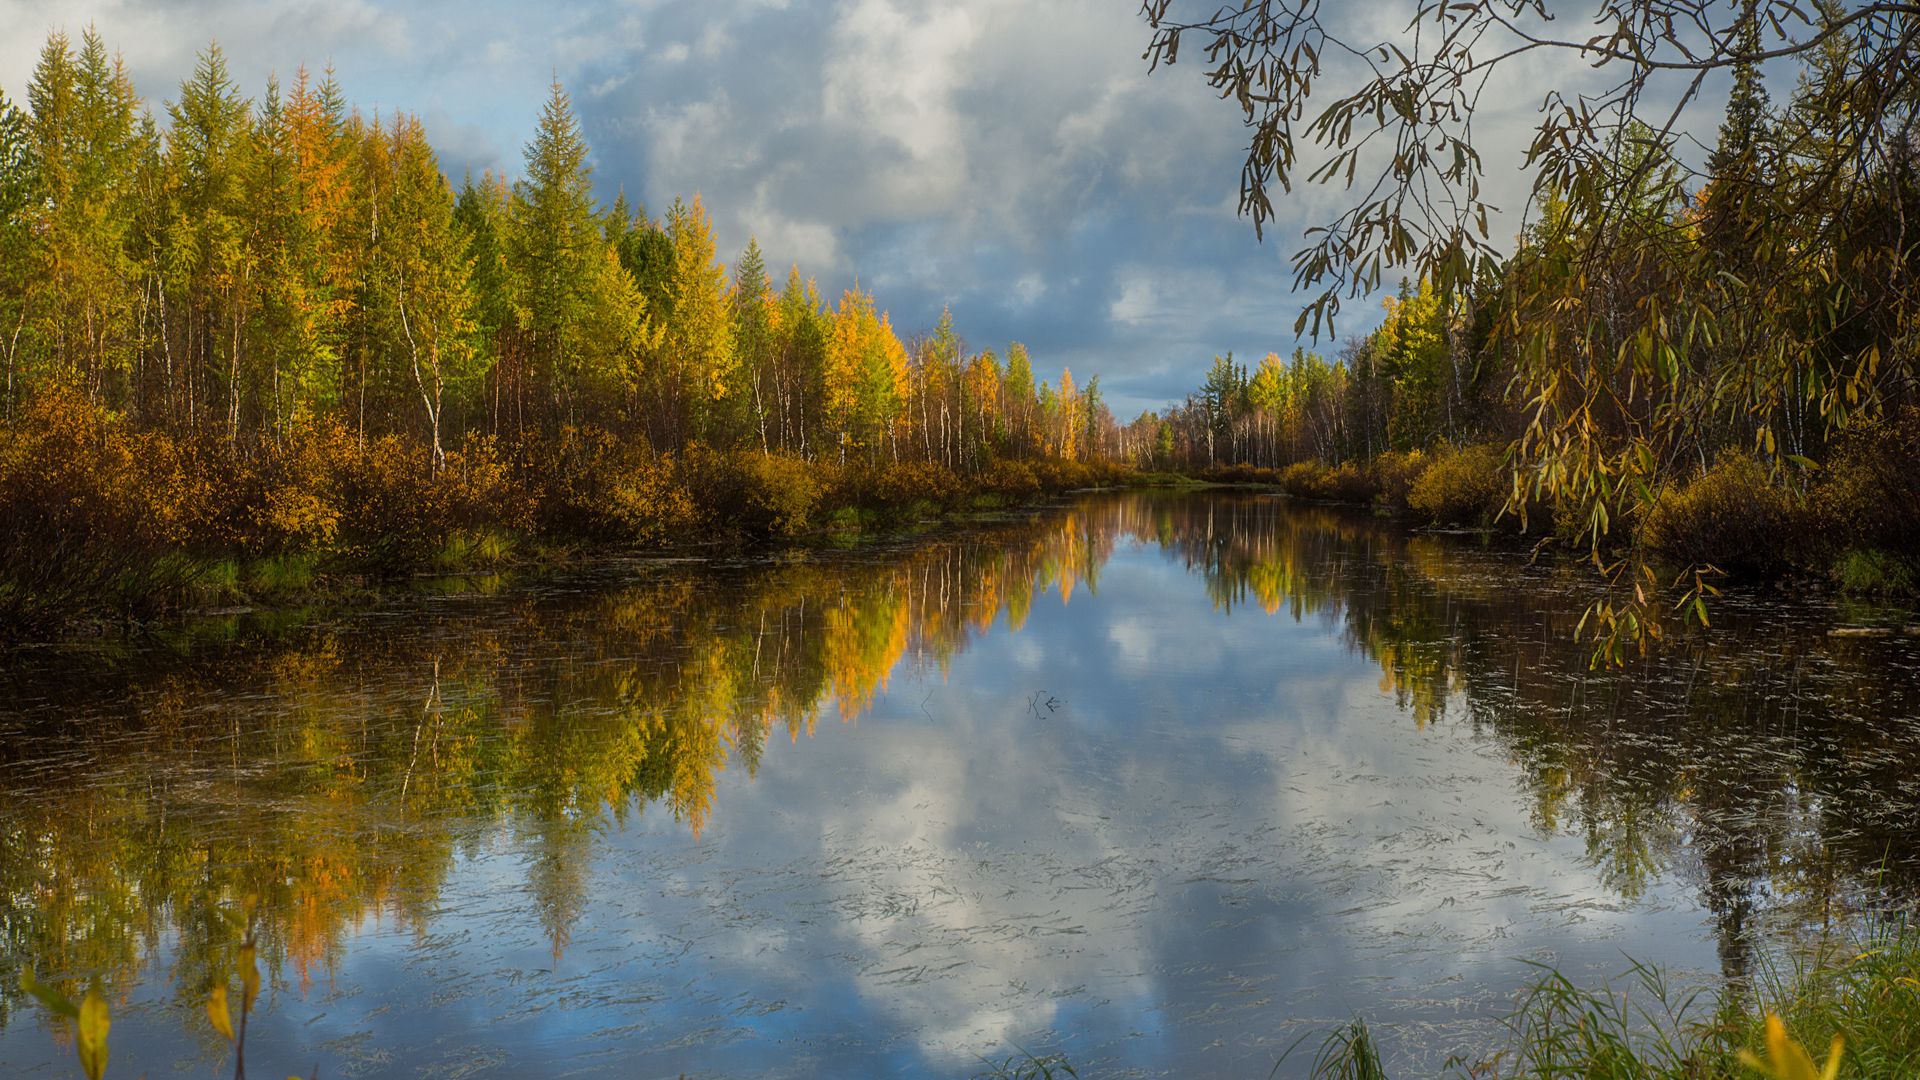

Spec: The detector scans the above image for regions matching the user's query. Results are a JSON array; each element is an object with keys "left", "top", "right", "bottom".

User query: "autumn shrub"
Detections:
[
  {"left": 1071, "top": 457, "right": 1134, "bottom": 487},
  {"left": 675, "top": 446, "right": 822, "bottom": 537},
  {"left": 1032, "top": 457, "right": 1134, "bottom": 491},
  {"left": 1281, "top": 460, "right": 1382, "bottom": 504},
  {"left": 1369, "top": 450, "right": 1428, "bottom": 510},
  {"left": 1408, "top": 443, "right": 1511, "bottom": 526},
  {"left": 0, "top": 384, "right": 202, "bottom": 634},
  {"left": 241, "top": 417, "right": 533, "bottom": 572},
  {"left": 1639, "top": 454, "right": 1799, "bottom": 578},
  {"left": 602, "top": 443, "right": 699, "bottom": 545},
  {"left": 1279, "top": 461, "right": 1329, "bottom": 497},
  {"left": 875, "top": 460, "right": 966, "bottom": 506},
  {"left": 1806, "top": 408, "right": 1920, "bottom": 591},
  {"left": 1199, "top": 463, "right": 1285, "bottom": 485},
  {"left": 982, "top": 459, "right": 1042, "bottom": 501}
]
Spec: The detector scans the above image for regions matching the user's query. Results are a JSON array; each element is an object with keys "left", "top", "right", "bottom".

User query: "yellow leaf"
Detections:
[
  {"left": 208, "top": 985, "right": 235, "bottom": 1040},
  {"left": 1737, "top": 1014, "right": 1844, "bottom": 1080},
  {"left": 77, "top": 984, "right": 110, "bottom": 1080},
  {"left": 239, "top": 944, "right": 261, "bottom": 1012}
]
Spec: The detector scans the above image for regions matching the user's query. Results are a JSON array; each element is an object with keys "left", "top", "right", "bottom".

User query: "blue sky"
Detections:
[{"left": 0, "top": 0, "right": 1734, "bottom": 419}]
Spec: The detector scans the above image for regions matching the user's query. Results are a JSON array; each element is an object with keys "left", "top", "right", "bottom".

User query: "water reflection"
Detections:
[{"left": 0, "top": 491, "right": 1915, "bottom": 1077}]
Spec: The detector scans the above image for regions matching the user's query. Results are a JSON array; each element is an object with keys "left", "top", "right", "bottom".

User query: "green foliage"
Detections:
[
  {"left": 1297, "top": 1018, "right": 1389, "bottom": 1080},
  {"left": 1807, "top": 409, "right": 1920, "bottom": 567},
  {"left": 1831, "top": 550, "right": 1915, "bottom": 597}
]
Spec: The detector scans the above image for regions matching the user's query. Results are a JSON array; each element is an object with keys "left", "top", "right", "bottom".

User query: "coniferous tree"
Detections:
[
  {"left": 507, "top": 79, "right": 599, "bottom": 429},
  {"left": 163, "top": 43, "right": 253, "bottom": 436},
  {"left": 26, "top": 29, "right": 144, "bottom": 400},
  {"left": 0, "top": 86, "right": 36, "bottom": 419},
  {"left": 661, "top": 194, "right": 735, "bottom": 443}
]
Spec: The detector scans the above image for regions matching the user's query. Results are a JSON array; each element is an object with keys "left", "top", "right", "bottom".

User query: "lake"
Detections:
[{"left": 2, "top": 489, "right": 1916, "bottom": 1079}]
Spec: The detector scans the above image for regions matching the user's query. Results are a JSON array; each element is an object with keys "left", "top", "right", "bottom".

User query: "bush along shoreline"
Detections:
[
  {"left": 0, "top": 385, "right": 1135, "bottom": 641},
  {"left": 1190, "top": 417, "right": 1920, "bottom": 604}
]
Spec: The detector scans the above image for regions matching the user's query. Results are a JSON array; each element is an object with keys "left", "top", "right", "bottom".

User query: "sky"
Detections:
[{"left": 0, "top": 0, "right": 1737, "bottom": 419}]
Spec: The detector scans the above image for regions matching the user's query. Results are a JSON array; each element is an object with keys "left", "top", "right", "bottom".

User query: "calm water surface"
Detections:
[{"left": 2, "top": 491, "right": 1917, "bottom": 1079}]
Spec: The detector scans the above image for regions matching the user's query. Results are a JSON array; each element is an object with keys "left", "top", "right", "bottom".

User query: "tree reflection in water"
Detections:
[{"left": 0, "top": 490, "right": 1914, "bottom": 1023}]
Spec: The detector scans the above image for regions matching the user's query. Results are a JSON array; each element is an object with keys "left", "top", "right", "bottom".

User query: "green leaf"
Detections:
[{"left": 19, "top": 966, "right": 79, "bottom": 1019}]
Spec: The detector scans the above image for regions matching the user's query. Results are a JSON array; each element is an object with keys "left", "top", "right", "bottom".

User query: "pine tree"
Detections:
[
  {"left": 26, "top": 29, "right": 144, "bottom": 399},
  {"left": 1708, "top": 0, "right": 1772, "bottom": 180},
  {"left": 163, "top": 42, "right": 254, "bottom": 436},
  {"left": 507, "top": 78, "right": 599, "bottom": 427},
  {"left": 0, "top": 85, "right": 37, "bottom": 418}
]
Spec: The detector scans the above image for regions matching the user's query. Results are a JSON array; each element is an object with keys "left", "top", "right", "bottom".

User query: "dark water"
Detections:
[{"left": 2, "top": 490, "right": 1917, "bottom": 1079}]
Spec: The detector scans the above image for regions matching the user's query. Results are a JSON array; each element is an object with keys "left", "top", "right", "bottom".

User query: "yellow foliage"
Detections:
[
  {"left": 1408, "top": 443, "right": 1510, "bottom": 526},
  {"left": 1737, "top": 1014, "right": 1844, "bottom": 1080}
]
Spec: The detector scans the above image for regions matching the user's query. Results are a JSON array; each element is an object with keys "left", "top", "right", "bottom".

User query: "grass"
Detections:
[
  {"left": 962, "top": 923, "right": 1920, "bottom": 1080},
  {"left": 430, "top": 527, "right": 518, "bottom": 572},
  {"left": 975, "top": 1049, "right": 1079, "bottom": 1080},
  {"left": 1833, "top": 550, "right": 1917, "bottom": 597},
  {"left": 1265, "top": 922, "right": 1920, "bottom": 1080}
]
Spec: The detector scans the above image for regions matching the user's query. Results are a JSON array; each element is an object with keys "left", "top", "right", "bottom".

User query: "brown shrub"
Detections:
[
  {"left": 1199, "top": 463, "right": 1284, "bottom": 485},
  {"left": 982, "top": 459, "right": 1041, "bottom": 500},
  {"left": 246, "top": 416, "right": 535, "bottom": 566},
  {"left": 1280, "top": 460, "right": 1384, "bottom": 504},
  {"left": 0, "top": 384, "right": 200, "bottom": 632},
  {"left": 1370, "top": 450, "right": 1429, "bottom": 510},
  {"left": 1639, "top": 454, "right": 1799, "bottom": 577},
  {"left": 1808, "top": 407, "right": 1920, "bottom": 561}
]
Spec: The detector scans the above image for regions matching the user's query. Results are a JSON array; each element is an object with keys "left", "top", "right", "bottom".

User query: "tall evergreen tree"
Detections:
[
  {"left": 163, "top": 43, "right": 253, "bottom": 435},
  {"left": 507, "top": 78, "right": 599, "bottom": 427},
  {"left": 26, "top": 29, "right": 144, "bottom": 398},
  {"left": 0, "top": 85, "right": 37, "bottom": 418}
]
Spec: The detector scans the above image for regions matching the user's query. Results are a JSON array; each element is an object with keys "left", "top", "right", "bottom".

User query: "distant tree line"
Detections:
[
  {"left": 0, "top": 30, "right": 1117, "bottom": 472},
  {"left": 1119, "top": 274, "right": 1495, "bottom": 474}
]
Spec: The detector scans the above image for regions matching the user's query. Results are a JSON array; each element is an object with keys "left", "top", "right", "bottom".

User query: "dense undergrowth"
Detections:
[
  {"left": 1197, "top": 412, "right": 1920, "bottom": 599},
  {"left": 0, "top": 384, "right": 1130, "bottom": 639}
]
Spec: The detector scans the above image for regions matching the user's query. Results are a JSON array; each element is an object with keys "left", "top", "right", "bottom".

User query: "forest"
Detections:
[
  {"left": 0, "top": 30, "right": 1128, "bottom": 636},
  {"left": 3, "top": 4, "right": 1918, "bottom": 653}
]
